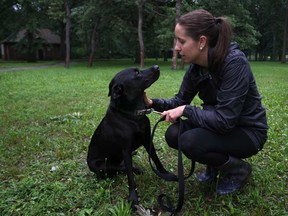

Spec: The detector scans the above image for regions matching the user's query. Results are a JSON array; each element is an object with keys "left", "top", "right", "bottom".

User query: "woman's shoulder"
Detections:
[
  {"left": 220, "top": 42, "right": 252, "bottom": 78},
  {"left": 225, "top": 42, "right": 248, "bottom": 64}
]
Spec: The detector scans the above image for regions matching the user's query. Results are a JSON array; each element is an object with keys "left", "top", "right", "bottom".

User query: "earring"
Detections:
[{"left": 200, "top": 47, "right": 203, "bottom": 50}]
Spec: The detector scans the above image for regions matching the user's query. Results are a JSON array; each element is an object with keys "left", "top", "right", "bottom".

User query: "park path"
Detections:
[{"left": 0, "top": 62, "right": 66, "bottom": 72}]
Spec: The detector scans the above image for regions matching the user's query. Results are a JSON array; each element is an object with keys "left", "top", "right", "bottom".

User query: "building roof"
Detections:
[{"left": 1, "top": 28, "right": 60, "bottom": 44}]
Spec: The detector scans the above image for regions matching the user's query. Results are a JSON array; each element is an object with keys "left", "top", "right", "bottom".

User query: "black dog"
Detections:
[{"left": 87, "top": 65, "right": 172, "bottom": 207}]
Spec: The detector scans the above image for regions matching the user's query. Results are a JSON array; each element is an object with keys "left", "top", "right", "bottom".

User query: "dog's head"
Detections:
[{"left": 108, "top": 65, "right": 160, "bottom": 104}]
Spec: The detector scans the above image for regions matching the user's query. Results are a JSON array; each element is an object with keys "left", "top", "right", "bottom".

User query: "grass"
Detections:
[{"left": 0, "top": 59, "right": 287, "bottom": 215}]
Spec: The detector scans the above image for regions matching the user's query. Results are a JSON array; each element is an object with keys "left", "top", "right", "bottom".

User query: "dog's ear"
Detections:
[
  {"left": 108, "top": 79, "right": 114, "bottom": 97},
  {"left": 109, "top": 84, "right": 124, "bottom": 99}
]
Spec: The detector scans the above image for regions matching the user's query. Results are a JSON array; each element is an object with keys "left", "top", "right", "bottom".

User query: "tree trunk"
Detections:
[
  {"left": 137, "top": 0, "right": 145, "bottom": 68},
  {"left": 281, "top": 6, "right": 288, "bottom": 63},
  {"left": 162, "top": 50, "right": 168, "bottom": 62},
  {"left": 171, "top": 0, "right": 182, "bottom": 70},
  {"left": 271, "top": 27, "right": 276, "bottom": 61},
  {"left": 88, "top": 23, "right": 98, "bottom": 67},
  {"left": 64, "top": 0, "right": 71, "bottom": 68}
]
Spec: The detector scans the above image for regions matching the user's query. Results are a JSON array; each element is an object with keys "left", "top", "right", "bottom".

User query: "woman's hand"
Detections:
[
  {"left": 143, "top": 92, "right": 153, "bottom": 107},
  {"left": 162, "top": 105, "right": 185, "bottom": 123}
]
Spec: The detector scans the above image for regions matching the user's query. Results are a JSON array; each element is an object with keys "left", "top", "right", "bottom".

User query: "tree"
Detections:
[
  {"left": 281, "top": 4, "right": 287, "bottom": 63},
  {"left": 0, "top": 0, "right": 20, "bottom": 41},
  {"left": 0, "top": 0, "right": 66, "bottom": 62},
  {"left": 64, "top": 0, "right": 71, "bottom": 68},
  {"left": 154, "top": 6, "right": 175, "bottom": 62},
  {"left": 77, "top": 0, "right": 109, "bottom": 67},
  {"left": 88, "top": 23, "right": 98, "bottom": 67},
  {"left": 249, "top": 0, "right": 287, "bottom": 61},
  {"left": 198, "top": 0, "right": 259, "bottom": 52},
  {"left": 72, "top": 0, "right": 138, "bottom": 67},
  {"left": 1, "top": 0, "right": 286, "bottom": 64},
  {"left": 12, "top": 0, "right": 50, "bottom": 62},
  {"left": 171, "top": 0, "right": 182, "bottom": 70},
  {"left": 136, "top": 0, "right": 145, "bottom": 68},
  {"left": 46, "top": 0, "right": 66, "bottom": 60}
]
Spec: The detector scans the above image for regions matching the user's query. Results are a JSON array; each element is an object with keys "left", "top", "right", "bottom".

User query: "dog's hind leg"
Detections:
[
  {"left": 87, "top": 158, "right": 107, "bottom": 179},
  {"left": 106, "top": 158, "right": 123, "bottom": 178},
  {"left": 107, "top": 160, "right": 143, "bottom": 175}
]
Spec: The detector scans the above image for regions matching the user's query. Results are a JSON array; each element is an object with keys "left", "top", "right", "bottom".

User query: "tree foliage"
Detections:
[{"left": 0, "top": 0, "right": 287, "bottom": 64}]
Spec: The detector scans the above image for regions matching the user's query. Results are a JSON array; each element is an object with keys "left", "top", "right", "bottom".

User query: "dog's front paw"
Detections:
[{"left": 128, "top": 190, "right": 139, "bottom": 208}]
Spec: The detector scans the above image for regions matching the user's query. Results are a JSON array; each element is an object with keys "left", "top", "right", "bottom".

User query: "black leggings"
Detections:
[{"left": 165, "top": 120, "right": 259, "bottom": 167}]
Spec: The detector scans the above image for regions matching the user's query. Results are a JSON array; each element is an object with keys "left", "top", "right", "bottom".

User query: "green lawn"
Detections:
[{"left": 0, "top": 60, "right": 287, "bottom": 215}]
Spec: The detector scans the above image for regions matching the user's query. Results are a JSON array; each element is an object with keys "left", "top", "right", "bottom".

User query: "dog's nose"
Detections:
[{"left": 153, "top": 65, "right": 159, "bottom": 71}]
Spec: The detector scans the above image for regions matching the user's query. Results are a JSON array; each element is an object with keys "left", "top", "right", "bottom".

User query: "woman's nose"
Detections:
[{"left": 174, "top": 41, "right": 181, "bottom": 51}]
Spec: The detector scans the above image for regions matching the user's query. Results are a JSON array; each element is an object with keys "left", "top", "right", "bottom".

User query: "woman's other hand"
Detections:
[
  {"left": 162, "top": 105, "right": 185, "bottom": 123},
  {"left": 143, "top": 92, "right": 153, "bottom": 107}
]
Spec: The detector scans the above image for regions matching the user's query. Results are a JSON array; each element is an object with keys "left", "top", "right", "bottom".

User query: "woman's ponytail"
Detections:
[{"left": 212, "top": 16, "right": 233, "bottom": 74}]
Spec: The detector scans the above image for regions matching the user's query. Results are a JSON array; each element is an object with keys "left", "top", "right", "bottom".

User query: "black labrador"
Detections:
[{"left": 87, "top": 65, "right": 173, "bottom": 207}]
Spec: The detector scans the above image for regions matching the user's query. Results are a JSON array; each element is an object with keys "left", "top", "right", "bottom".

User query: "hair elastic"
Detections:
[{"left": 215, "top": 18, "right": 221, "bottom": 25}]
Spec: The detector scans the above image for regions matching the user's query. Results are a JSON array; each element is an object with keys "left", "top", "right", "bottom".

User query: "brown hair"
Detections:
[{"left": 177, "top": 9, "right": 232, "bottom": 73}]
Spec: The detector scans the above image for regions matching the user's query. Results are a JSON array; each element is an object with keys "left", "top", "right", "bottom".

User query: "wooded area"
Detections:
[{"left": 0, "top": 0, "right": 287, "bottom": 68}]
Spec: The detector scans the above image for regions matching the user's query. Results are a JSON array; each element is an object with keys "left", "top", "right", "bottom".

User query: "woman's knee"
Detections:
[
  {"left": 179, "top": 128, "right": 208, "bottom": 159},
  {"left": 165, "top": 123, "right": 179, "bottom": 149}
]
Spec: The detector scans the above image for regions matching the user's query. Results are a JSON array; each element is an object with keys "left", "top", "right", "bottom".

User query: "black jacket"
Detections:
[{"left": 152, "top": 42, "right": 268, "bottom": 150}]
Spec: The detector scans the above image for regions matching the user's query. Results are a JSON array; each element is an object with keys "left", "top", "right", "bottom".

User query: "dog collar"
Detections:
[
  {"left": 108, "top": 107, "right": 161, "bottom": 119},
  {"left": 135, "top": 108, "right": 162, "bottom": 116}
]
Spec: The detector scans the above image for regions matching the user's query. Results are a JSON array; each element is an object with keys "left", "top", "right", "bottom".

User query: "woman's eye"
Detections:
[{"left": 179, "top": 39, "right": 185, "bottom": 44}]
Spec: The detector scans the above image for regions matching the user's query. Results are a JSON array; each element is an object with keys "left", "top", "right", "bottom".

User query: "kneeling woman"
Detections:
[{"left": 144, "top": 9, "right": 268, "bottom": 194}]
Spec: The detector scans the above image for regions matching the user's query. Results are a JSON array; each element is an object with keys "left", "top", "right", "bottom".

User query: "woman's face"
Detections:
[{"left": 174, "top": 24, "right": 206, "bottom": 65}]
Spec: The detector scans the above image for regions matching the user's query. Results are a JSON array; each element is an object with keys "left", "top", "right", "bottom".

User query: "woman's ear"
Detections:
[{"left": 199, "top": 35, "right": 207, "bottom": 50}]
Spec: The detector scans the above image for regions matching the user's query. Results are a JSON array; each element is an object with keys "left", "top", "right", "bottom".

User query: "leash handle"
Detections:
[
  {"left": 149, "top": 117, "right": 196, "bottom": 213},
  {"left": 149, "top": 117, "right": 178, "bottom": 181}
]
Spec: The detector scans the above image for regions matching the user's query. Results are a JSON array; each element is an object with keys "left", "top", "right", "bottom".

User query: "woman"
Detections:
[{"left": 144, "top": 9, "right": 268, "bottom": 194}]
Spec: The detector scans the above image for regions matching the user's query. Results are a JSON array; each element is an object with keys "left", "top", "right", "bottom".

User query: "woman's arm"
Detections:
[{"left": 149, "top": 64, "right": 198, "bottom": 112}]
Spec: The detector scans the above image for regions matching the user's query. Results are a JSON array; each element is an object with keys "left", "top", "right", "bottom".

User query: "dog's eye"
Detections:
[{"left": 135, "top": 70, "right": 140, "bottom": 76}]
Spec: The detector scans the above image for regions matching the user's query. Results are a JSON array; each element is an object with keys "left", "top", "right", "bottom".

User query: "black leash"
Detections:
[{"left": 149, "top": 117, "right": 196, "bottom": 214}]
